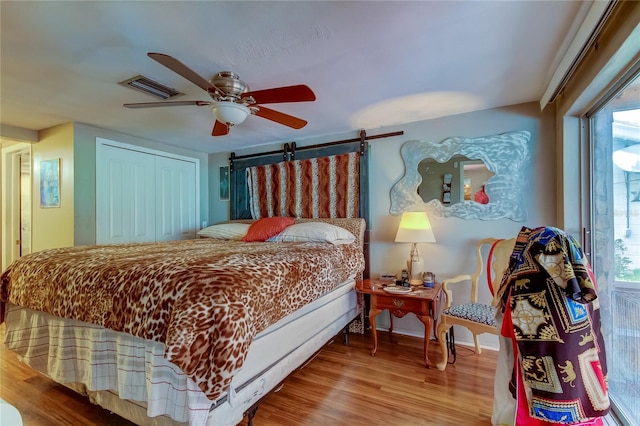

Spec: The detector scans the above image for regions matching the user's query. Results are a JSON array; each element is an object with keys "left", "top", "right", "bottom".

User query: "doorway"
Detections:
[{"left": 1, "top": 142, "right": 32, "bottom": 271}]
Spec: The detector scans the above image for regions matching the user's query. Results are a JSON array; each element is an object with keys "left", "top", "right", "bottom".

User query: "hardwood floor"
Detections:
[{"left": 1, "top": 325, "right": 498, "bottom": 425}]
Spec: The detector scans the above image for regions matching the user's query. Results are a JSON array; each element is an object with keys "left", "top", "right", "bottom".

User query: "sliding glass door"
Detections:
[{"left": 590, "top": 72, "right": 639, "bottom": 426}]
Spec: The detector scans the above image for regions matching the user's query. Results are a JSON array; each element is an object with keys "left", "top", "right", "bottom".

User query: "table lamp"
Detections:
[{"left": 394, "top": 212, "right": 436, "bottom": 285}]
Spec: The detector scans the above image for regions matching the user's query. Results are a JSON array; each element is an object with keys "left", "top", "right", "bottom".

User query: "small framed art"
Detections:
[
  {"left": 219, "top": 165, "right": 230, "bottom": 201},
  {"left": 40, "top": 158, "right": 61, "bottom": 208}
]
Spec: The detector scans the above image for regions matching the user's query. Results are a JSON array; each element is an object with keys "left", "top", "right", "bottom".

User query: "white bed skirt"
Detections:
[{"left": 3, "top": 280, "right": 359, "bottom": 426}]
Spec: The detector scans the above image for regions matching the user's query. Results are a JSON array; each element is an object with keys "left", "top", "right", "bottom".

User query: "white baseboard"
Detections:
[{"left": 376, "top": 326, "right": 499, "bottom": 352}]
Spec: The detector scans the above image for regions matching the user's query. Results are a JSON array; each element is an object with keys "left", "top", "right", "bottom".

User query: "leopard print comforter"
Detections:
[{"left": 0, "top": 228, "right": 364, "bottom": 400}]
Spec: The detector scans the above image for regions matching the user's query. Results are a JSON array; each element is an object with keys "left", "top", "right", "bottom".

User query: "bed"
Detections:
[
  {"left": 0, "top": 132, "right": 399, "bottom": 425},
  {"left": 2, "top": 218, "right": 364, "bottom": 425}
]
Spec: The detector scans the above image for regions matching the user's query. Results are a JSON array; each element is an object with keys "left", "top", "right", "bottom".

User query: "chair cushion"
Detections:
[{"left": 443, "top": 303, "right": 496, "bottom": 327}]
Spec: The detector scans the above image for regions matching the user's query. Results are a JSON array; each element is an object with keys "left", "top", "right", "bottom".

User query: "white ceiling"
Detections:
[{"left": 0, "top": 1, "right": 594, "bottom": 154}]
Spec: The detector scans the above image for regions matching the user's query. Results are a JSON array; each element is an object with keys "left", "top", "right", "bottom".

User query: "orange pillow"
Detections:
[{"left": 241, "top": 217, "right": 296, "bottom": 242}]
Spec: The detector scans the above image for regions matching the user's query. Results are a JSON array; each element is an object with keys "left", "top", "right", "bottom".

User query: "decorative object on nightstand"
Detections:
[
  {"left": 379, "top": 273, "right": 397, "bottom": 285},
  {"left": 422, "top": 271, "right": 435, "bottom": 288},
  {"left": 394, "top": 212, "right": 436, "bottom": 285}
]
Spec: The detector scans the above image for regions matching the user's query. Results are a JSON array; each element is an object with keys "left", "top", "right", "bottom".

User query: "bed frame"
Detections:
[{"left": 3, "top": 130, "right": 402, "bottom": 426}]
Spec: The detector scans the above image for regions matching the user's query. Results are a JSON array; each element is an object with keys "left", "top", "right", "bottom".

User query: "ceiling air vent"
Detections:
[{"left": 119, "top": 75, "right": 184, "bottom": 100}]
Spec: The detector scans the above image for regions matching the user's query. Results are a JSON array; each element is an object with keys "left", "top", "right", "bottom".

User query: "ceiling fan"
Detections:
[{"left": 123, "top": 53, "right": 316, "bottom": 136}]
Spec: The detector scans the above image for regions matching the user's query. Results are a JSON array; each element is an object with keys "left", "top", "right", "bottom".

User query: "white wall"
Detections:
[{"left": 220, "top": 101, "right": 557, "bottom": 349}]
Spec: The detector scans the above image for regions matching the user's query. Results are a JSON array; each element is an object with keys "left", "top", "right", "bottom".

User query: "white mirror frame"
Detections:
[{"left": 390, "top": 130, "right": 531, "bottom": 221}]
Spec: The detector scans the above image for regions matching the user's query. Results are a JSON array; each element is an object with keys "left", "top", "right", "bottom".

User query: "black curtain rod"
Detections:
[
  {"left": 293, "top": 130, "right": 404, "bottom": 152},
  {"left": 230, "top": 145, "right": 293, "bottom": 162},
  {"left": 230, "top": 129, "right": 404, "bottom": 162}
]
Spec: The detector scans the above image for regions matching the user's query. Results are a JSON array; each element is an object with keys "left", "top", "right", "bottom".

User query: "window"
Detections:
[{"left": 589, "top": 72, "right": 640, "bottom": 425}]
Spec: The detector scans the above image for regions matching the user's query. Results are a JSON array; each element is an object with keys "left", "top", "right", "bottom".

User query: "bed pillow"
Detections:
[
  {"left": 269, "top": 222, "right": 356, "bottom": 245},
  {"left": 197, "top": 223, "right": 251, "bottom": 240},
  {"left": 241, "top": 216, "right": 296, "bottom": 242}
]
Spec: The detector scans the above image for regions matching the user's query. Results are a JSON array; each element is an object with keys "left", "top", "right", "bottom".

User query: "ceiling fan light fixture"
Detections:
[{"left": 211, "top": 102, "right": 250, "bottom": 126}]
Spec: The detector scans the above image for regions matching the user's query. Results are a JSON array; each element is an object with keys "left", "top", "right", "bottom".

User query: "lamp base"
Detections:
[{"left": 408, "top": 243, "right": 425, "bottom": 286}]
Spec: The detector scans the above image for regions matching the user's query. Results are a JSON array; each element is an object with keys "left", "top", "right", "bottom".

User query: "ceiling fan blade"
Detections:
[
  {"left": 147, "top": 53, "right": 223, "bottom": 95},
  {"left": 212, "top": 120, "right": 229, "bottom": 136},
  {"left": 123, "top": 100, "right": 211, "bottom": 108},
  {"left": 243, "top": 85, "right": 316, "bottom": 104},
  {"left": 253, "top": 106, "right": 308, "bottom": 129}
]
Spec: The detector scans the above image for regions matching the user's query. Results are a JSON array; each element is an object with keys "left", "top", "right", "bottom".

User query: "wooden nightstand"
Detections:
[{"left": 356, "top": 279, "right": 442, "bottom": 367}]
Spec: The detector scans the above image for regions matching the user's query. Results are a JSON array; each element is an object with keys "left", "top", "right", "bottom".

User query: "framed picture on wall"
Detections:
[
  {"left": 40, "top": 158, "right": 61, "bottom": 208},
  {"left": 219, "top": 165, "right": 229, "bottom": 201}
]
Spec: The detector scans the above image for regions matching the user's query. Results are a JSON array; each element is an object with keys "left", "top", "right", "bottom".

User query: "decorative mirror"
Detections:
[{"left": 390, "top": 130, "right": 531, "bottom": 221}]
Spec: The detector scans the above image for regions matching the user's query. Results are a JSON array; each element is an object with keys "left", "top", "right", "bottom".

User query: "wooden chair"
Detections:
[{"left": 436, "top": 237, "right": 516, "bottom": 371}]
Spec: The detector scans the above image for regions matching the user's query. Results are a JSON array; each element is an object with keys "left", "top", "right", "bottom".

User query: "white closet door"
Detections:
[
  {"left": 96, "top": 144, "right": 156, "bottom": 244},
  {"left": 155, "top": 156, "right": 197, "bottom": 241}
]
